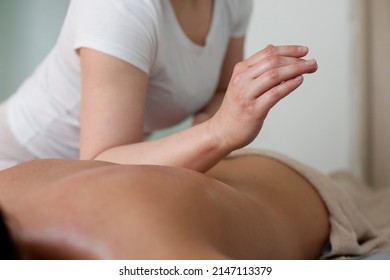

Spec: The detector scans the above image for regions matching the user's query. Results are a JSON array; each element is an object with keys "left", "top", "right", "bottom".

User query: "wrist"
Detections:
[{"left": 203, "top": 116, "right": 234, "bottom": 156}]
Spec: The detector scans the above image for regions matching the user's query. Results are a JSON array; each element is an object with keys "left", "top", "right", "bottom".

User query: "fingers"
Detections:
[
  {"left": 255, "top": 75, "right": 305, "bottom": 117},
  {"left": 248, "top": 58, "right": 318, "bottom": 98},
  {"left": 247, "top": 56, "right": 306, "bottom": 80},
  {"left": 231, "top": 55, "right": 308, "bottom": 91},
  {"left": 246, "top": 45, "right": 309, "bottom": 67},
  {"left": 231, "top": 45, "right": 315, "bottom": 93},
  {"left": 226, "top": 43, "right": 317, "bottom": 124}
]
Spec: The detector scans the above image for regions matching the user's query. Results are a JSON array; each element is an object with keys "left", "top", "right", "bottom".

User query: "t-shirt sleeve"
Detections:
[
  {"left": 68, "top": 0, "right": 158, "bottom": 74},
  {"left": 226, "top": 0, "right": 253, "bottom": 38}
]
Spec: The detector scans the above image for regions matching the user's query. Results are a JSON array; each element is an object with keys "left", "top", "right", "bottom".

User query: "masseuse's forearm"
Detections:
[{"left": 94, "top": 120, "right": 231, "bottom": 172}]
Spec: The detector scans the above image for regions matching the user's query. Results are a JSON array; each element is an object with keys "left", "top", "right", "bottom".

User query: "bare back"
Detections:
[{"left": 0, "top": 154, "right": 329, "bottom": 259}]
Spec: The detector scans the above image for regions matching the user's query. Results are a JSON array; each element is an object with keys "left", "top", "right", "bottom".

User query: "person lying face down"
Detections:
[{"left": 0, "top": 152, "right": 329, "bottom": 260}]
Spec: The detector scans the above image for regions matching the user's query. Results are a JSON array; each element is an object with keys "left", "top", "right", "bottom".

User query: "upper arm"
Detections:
[
  {"left": 215, "top": 37, "right": 245, "bottom": 92},
  {"left": 79, "top": 48, "right": 148, "bottom": 160}
]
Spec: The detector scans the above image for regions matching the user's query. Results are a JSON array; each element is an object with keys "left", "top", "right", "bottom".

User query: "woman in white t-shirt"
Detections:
[{"left": 0, "top": 0, "right": 317, "bottom": 171}]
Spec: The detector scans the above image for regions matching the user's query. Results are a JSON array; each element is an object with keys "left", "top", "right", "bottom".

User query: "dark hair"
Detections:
[{"left": 0, "top": 207, "right": 19, "bottom": 259}]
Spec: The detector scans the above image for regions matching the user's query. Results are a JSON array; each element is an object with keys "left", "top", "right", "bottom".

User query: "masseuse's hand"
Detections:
[{"left": 208, "top": 44, "right": 318, "bottom": 150}]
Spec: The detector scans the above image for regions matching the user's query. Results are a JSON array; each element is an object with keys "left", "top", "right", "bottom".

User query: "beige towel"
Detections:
[{"left": 229, "top": 149, "right": 390, "bottom": 259}]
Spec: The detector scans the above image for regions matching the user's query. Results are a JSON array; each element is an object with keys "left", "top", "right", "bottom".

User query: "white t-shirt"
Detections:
[{"left": 6, "top": 0, "right": 252, "bottom": 160}]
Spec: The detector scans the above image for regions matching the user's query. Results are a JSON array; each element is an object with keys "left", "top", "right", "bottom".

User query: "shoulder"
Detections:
[
  {"left": 68, "top": 0, "right": 164, "bottom": 72},
  {"left": 68, "top": 0, "right": 163, "bottom": 29},
  {"left": 115, "top": 0, "right": 163, "bottom": 18}
]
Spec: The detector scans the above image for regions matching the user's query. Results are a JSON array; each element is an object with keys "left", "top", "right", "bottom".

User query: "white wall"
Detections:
[{"left": 245, "top": 0, "right": 355, "bottom": 174}]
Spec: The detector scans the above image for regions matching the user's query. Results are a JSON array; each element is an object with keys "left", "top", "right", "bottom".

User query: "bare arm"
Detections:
[
  {"left": 79, "top": 48, "right": 230, "bottom": 172},
  {"left": 79, "top": 45, "right": 317, "bottom": 172}
]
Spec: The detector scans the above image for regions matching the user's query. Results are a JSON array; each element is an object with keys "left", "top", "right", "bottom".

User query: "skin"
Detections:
[
  {"left": 0, "top": 153, "right": 329, "bottom": 260},
  {"left": 78, "top": 0, "right": 318, "bottom": 172},
  {"left": 0, "top": 0, "right": 324, "bottom": 260}
]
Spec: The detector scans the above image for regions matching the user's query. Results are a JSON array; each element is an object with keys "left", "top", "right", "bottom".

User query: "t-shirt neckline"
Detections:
[{"left": 165, "top": 0, "right": 219, "bottom": 51}]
